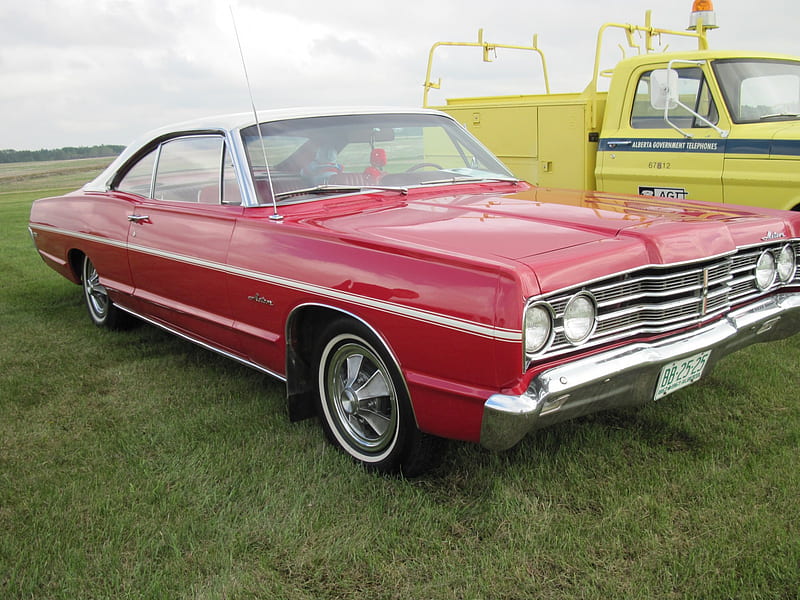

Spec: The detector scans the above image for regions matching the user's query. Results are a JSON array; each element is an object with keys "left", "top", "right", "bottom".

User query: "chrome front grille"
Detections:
[{"left": 538, "top": 240, "right": 800, "bottom": 358}]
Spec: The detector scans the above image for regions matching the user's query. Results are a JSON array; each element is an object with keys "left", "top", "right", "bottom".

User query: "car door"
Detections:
[
  {"left": 121, "top": 134, "right": 245, "bottom": 352},
  {"left": 598, "top": 64, "right": 728, "bottom": 204}
]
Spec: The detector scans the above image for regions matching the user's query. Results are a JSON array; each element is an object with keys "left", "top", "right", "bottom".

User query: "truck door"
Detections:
[
  {"left": 597, "top": 65, "right": 727, "bottom": 204},
  {"left": 715, "top": 58, "right": 800, "bottom": 211}
]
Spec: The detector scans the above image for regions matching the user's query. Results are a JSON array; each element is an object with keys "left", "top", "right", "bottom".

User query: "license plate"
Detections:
[{"left": 654, "top": 350, "right": 712, "bottom": 400}]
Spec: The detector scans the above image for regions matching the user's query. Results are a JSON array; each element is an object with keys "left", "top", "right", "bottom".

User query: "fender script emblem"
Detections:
[
  {"left": 762, "top": 231, "right": 785, "bottom": 241},
  {"left": 247, "top": 293, "right": 274, "bottom": 306}
]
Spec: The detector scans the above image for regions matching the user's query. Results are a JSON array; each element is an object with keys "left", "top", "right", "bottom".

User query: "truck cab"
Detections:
[
  {"left": 423, "top": 3, "right": 800, "bottom": 211},
  {"left": 598, "top": 51, "right": 800, "bottom": 210}
]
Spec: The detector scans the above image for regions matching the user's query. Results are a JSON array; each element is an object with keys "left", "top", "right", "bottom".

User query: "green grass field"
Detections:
[{"left": 1, "top": 160, "right": 799, "bottom": 599}]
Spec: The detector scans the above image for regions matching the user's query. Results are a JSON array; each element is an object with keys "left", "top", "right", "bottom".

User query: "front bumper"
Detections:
[{"left": 480, "top": 293, "right": 800, "bottom": 451}]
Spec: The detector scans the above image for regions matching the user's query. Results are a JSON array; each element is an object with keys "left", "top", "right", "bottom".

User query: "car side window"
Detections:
[
  {"left": 117, "top": 149, "right": 157, "bottom": 197},
  {"left": 153, "top": 136, "right": 226, "bottom": 203},
  {"left": 631, "top": 67, "right": 719, "bottom": 129},
  {"left": 115, "top": 136, "right": 242, "bottom": 205},
  {"left": 221, "top": 146, "right": 242, "bottom": 206}
]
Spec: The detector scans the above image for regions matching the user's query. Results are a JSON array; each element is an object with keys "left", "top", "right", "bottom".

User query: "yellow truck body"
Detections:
[{"left": 424, "top": 12, "right": 800, "bottom": 211}]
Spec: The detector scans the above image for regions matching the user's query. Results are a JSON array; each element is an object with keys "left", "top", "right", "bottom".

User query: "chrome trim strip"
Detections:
[
  {"left": 30, "top": 224, "right": 128, "bottom": 250},
  {"left": 29, "top": 224, "right": 520, "bottom": 343},
  {"left": 116, "top": 304, "right": 287, "bottom": 382},
  {"left": 223, "top": 261, "right": 518, "bottom": 341},
  {"left": 597, "top": 294, "right": 705, "bottom": 322},
  {"left": 126, "top": 242, "right": 519, "bottom": 341}
]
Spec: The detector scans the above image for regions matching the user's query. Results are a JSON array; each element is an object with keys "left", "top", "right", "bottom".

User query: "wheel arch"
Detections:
[
  {"left": 66, "top": 248, "right": 86, "bottom": 284},
  {"left": 284, "top": 303, "right": 414, "bottom": 425}
]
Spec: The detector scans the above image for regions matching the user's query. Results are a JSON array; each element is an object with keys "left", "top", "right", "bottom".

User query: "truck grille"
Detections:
[{"left": 540, "top": 240, "right": 800, "bottom": 357}]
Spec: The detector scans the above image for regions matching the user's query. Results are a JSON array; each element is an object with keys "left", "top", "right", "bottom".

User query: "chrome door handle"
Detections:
[
  {"left": 608, "top": 140, "right": 633, "bottom": 148},
  {"left": 127, "top": 214, "right": 150, "bottom": 222}
]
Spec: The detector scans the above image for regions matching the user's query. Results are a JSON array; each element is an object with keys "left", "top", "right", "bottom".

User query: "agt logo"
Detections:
[{"left": 639, "top": 186, "right": 688, "bottom": 199}]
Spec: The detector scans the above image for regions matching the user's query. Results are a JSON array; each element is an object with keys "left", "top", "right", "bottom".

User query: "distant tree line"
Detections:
[{"left": 0, "top": 145, "right": 125, "bottom": 163}]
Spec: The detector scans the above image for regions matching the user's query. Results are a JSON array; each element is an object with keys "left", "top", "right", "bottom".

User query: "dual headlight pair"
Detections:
[
  {"left": 755, "top": 244, "right": 796, "bottom": 290},
  {"left": 524, "top": 292, "right": 596, "bottom": 357},
  {"left": 524, "top": 244, "right": 797, "bottom": 361}
]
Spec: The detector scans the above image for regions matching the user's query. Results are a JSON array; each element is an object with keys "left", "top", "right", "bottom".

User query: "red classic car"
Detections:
[{"left": 29, "top": 108, "right": 800, "bottom": 475}]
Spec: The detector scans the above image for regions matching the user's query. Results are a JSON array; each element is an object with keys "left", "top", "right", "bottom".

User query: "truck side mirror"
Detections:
[{"left": 650, "top": 69, "right": 679, "bottom": 110}]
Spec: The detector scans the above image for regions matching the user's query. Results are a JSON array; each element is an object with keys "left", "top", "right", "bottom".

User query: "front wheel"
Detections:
[
  {"left": 81, "top": 255, "right": 130, "bottom": 329},
  {"left": 314, "top": 319, "right": 441, "bottom": 476}
]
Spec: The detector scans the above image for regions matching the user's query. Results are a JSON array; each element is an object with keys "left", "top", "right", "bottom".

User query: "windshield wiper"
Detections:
[
  {"left": 759, "top": 112, "right": 800, "bottom": 121},
  {"left": 274, "top": 183, "right": 408, "bottom": 200},
  {"left": 271, "top": 177, "right": 517, "bottom": 201},
  {"left": 419, "top": 176, "right": 520, "bottom": 186}
]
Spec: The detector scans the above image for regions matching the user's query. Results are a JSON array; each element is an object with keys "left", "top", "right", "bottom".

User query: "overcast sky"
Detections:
[{"left": 2, "top": 0, "right": 799, "bottom": 150}]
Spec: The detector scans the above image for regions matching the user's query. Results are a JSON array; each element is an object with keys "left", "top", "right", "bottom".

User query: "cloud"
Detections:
[
  {"left": 2, "top": 0, "right": 800, "bottom": 149},
  {"left": 311, "top": 35, "right": 376, "bottom": 63}
]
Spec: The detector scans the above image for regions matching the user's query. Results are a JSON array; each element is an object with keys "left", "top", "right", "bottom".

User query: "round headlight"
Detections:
[
  {"left": 776, "top": 244, "right": 796, "bottom": 283},
  {"left": 755, "top": 250, "right": 777, "bottom": 290},
  {"left": 563, "top": 293, "right": 596, "bottom": 345},
  {"left": 524, "top": 303, "right": 553, "bottom": 355}
]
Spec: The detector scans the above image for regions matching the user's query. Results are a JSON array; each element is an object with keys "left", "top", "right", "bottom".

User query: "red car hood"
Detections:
[{"left": 303, "top": 183, "right": 792, "bottom": 293}]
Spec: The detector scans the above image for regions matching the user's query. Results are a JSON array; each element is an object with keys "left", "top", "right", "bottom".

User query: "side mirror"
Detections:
[{"left": 650, "top": 69, "right": 679, "bottom": 111}]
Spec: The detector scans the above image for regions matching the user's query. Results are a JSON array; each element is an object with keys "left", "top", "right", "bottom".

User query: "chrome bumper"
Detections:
[{"left": 480, "top": 293, "right": 800, "bottom": 451}]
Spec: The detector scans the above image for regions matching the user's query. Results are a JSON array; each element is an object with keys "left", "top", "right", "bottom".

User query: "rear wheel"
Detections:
[
  {"left": 314, "top": 319, "right": 441, "bottom": 476},
  {"left": 81, "top": 255, "right": 130, "bottom": 329}
]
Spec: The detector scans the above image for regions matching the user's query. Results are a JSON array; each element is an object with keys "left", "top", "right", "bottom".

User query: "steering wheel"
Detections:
[{"left": 405, "top": 162, "right": 444, "bottom": 173}]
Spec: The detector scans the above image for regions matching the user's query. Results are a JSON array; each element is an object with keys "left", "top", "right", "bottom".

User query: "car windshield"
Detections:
[
  {"left": 240, "top": 113, "right": 514, "bottom": 205},
  {"left": 713, "top": 59, "right": 800, "bottom": 123}
]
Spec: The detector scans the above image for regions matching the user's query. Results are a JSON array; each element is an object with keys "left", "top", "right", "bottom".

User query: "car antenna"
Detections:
[{"left": 230, "top": 5, "right": 283, "bottom": 221}]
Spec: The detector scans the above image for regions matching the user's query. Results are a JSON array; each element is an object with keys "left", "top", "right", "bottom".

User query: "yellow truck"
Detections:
[{"left": 423, "top": 1, "right": 800, "bottom": 211}]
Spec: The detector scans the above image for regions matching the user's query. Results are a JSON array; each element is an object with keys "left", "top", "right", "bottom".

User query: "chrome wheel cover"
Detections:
[
  {"left": 321, "top": 336, "right": 399, "bottom": 457},
  {"left": 83, "top": 258, "right": 109, "bottom": 320}
]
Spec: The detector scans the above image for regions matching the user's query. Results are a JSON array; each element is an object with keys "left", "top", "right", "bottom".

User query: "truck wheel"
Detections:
[{"left": 314, "top": 319, "right": 441, "bottom": 476}]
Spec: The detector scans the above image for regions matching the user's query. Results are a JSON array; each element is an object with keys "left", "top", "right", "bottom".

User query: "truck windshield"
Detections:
[
  {"left": 240, "top": 113, "right": 514, "bottom": 205},
  {"left": 713, "top": 59, "right": 800, "bottom": 123}
]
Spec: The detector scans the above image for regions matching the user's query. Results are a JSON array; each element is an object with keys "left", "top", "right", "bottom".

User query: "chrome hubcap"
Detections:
[
  {"left": 325, "top": 341, "right": 398, "bottom": 453},
  {"left": 341, "top": 388, "right": 359, "bottom": 416},
  {"left": 84, "top": 259, "right": 108, "bottom": 317}
]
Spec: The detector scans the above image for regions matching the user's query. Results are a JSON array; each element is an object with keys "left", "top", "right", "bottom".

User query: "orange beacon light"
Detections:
[{"left": 689, "top": 0, "right": 718, "bottom": 30}]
